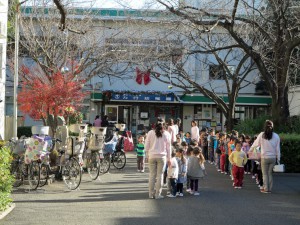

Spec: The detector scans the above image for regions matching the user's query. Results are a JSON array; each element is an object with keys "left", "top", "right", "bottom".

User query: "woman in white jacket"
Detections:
[
  {"left": 250, "top": 120, "right": 280, "bottom": 193},
  {"left": 145, "top": 118, "right": 172, "bottom": 199}
]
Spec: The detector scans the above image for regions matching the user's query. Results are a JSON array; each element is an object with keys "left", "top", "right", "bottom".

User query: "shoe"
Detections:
[
  {"left": 244, "top": 172, "right": 247, "bottom": 175},
  {"left": 176, "top": 192, "right": 180, "bottom": 196},
  {"left": 141, "top": 170, "right": 145, "bottom": 173},
  {"left": 190, "top": 191, "right": 194, "bottom": 194},
  {"left": 155, "top": 195, "right": 164, "bottom": 199},
  {"left": 186, "top": 188, "right": 191, "bottom": 192},
  {"left": 217, "top": 169, "right": 221, "bottom": 172},
  {"left": 234, "top": 186, "right": 238, "bottom": 189},
  {"left": 237, "top": 186, "right": 242, "bottom": 189},
  {"left": 260, "top": 189, "right": 271, "bottom": 194},
  {"left": 225, "top": 172, "right": 228, "bottom": 175},
  {"left": 149, "top": 195, "right": 154, "bottom": 199},
  {"left": 252, "top": 175, "right": 255, "bottom": 179},
  {"left": 259, "top": 185, "right": 264, "bottom": 190},
  {"left": 167, "top": 194, "right": 176, "bottom": 198},
  {"left": 247, "top": 172, "right": 251, "bottom": 175},
  {"left": 179, "top": 193, "right": 184, "bottom": 197},
  {"left": 194, "top": 192, "right": 200, "bottom": 196},
  {"left": 221, "top": 171, "right": 224, "bottom": 174}
]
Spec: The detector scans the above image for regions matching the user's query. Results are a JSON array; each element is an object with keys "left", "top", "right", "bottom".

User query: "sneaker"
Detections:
[
  {"left": 167, "top": 194, "right": 176, "bottom": 198},
  {"left": 141, "top": 170, "right": 145, "bottom": 173},
  {"left": 194, "top": 192, "right": 200, "bottom": 196},
  {"left": 179, "top": 193, "right": 184, "bottom": 197},
  {"left": 221, "top": 171, "right": 224, "bottom": 174},
  {"left": 252, "top": 175, "right": 256, "bottom": 179},
  {"left": 260, "top": 189, "right": 271, "bottom": 194},
  {"left": 176, "top": 192, "right": 180, "bottom": 196},
  {"left": 225, "top": 172, "right": 228, "bottom": 175},
  {"left": 244, "top": 172, "right": 247, "bottom": 175},
  {"left": 190, "top": 191, "right": 194, "bottom": 194},
  {"left": 155, "top": 195, "right": 164, "bottom": 199},
  {"left": 259, "top": 185, "right": 264, "bottom": 190},
  {"left": 217, "top": 169, "right": 221, "bottom": 172},
  {"left": 186, "top": 188, "right": 191, "bottom": 192},
  {"left": 237, "top": 186, "right": 242, "bottom": 189},
  {"left": 234, "top": 186, "right": 238, "bottom": 189}
]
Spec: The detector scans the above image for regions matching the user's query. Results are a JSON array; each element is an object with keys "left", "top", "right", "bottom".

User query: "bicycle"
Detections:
[
  {"left": 84, "top": 127, "right": 109, "bottom": 179},
  {"left": 40, "top": 136, "right": 83, "bottom": 190},
  {"left": 9, "top": 138, "right": 40, "bottom": 190}
]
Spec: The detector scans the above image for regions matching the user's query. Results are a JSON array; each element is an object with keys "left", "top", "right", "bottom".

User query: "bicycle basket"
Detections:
[{"left": 67, "top": 137, "right": 85, "bottom": 156}]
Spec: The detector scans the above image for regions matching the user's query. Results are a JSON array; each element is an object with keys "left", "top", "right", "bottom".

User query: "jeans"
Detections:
[
  {"left": 169, "top": 178, "right": 177, "bottom": 196},
  {"left": 190, "top": 179, "right": 199, "bottom": 192},
  {"left": 137, "top": 156, "right": 145, "bottom": 171},
  {"left": 261, "top": 158, "right": 276, "bottom": 192},
  {"left": 177, "top": 183, "right": 183, "bottom": 194},
  {"left": 148, "top": 157, "right": 166, "bottom": 198}
]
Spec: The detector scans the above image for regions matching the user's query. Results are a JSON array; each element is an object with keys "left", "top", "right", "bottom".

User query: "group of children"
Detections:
[
  {"left": 202, "top": 129, "right": 263, "bottom": 190},
  {"left": 134, "top": 121, "right": 263, "bottom": 198}
]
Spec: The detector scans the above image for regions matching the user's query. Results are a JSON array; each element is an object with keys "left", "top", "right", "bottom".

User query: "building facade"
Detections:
[
  {"left": 5, "top": 7, "right": 272, "bottom": 139},
  {"left": 0, "top": 0, "right": 8, "bottom": 139}
]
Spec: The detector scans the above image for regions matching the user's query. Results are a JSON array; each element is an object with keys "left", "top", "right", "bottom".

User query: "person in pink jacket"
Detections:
[
  {"left": 145, "top": 118, "right": 172, "bottom": 199},
  {"left": 250, "top": 120, "right": 281, "bottom": 193}
]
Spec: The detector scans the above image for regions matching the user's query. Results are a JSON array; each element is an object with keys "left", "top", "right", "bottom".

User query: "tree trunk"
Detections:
[
  {"left": 226, "top": 104, "right": 236, "bottom": 132},
  {"left": 271, "top": 86, "right": 290, "bottom": 129}
]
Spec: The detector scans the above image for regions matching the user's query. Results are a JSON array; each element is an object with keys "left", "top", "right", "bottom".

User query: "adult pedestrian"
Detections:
[
  {"left": 168, "top": 118, "right": 177, "bottom": 143},
  {"left": 250, "top": 120, "right": 280, "bottom": 193},
  {"left": 93, "top": 115, "right": 101, "bottom": 127},
  {"left": 191, "top": 120, "right": 200, "bottom": 144},
  {"left": 145, "top": 118, "right": 172, "bottom": 199}
]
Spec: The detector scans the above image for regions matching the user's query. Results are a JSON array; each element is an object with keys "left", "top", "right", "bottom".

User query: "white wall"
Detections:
[
  {"left": 289, "top": 86, "right": 300, "bottom": 116},
  {"left": 0, "top": 0, "right": 8, "bottom": 140}
]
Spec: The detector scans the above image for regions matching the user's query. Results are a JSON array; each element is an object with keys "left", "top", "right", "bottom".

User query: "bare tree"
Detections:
[{"left": 155, "top": 0, "right": 300, "bottom": 127}]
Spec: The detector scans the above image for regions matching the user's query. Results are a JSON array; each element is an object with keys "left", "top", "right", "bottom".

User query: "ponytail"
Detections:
[
  {"left": 155, "top": 118, "right": 164, "bottom": 138},
  {"left": 263, "top": 120, "right": 273, "bottom": 140}
]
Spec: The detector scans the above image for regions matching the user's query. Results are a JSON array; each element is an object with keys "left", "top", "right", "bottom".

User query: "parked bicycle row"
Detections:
[{"left": 8, "top": 123, "right": 129, "bottom": 191}]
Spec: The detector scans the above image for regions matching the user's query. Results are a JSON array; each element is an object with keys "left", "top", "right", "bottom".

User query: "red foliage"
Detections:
[{"left": 18, "top": 66, "right": 86, "bottom": 122}]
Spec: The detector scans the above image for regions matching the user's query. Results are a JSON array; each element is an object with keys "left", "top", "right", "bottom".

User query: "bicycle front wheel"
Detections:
[
  {"left": 99, "top": 153, "right": 110, "bottom": 173},
  {"left": 112, "top": 151, "right": 126, "bottom": 170},
  {"left": 87, "top": 151, "right": 100, "bottom": 180},
  {"left": 28, "top": 161, "right": 40, "bottom": 190},
  {"left": 62, "top": 157, "right": 82, "bottom": 190}
]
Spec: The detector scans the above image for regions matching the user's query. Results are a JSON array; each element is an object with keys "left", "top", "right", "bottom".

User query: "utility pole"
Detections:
[{"left": 13, "top": 0, "right": 27, "bottom": 138}]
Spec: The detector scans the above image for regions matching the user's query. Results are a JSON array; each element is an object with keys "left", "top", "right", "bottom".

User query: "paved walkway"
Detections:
[{"left": 2, "top": 152, "right": 300, "bottom": 225}]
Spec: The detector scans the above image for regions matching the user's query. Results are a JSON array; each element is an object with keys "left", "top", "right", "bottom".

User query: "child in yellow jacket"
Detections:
[{"left": 229, "top": 139, "right": 248, "bottom": 189}]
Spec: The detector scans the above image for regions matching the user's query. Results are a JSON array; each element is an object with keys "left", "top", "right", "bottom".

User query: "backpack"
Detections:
[{"left": 123, "top": 131, "right": 134, "bottom": 152}]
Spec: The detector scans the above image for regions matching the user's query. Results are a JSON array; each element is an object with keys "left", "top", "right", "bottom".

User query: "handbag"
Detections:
[
  {"left": 273, "top": 164, "right": 285, "bottom": 173},
  {"left": 248, "top": 147, "right": 261, "bottom": 160}
]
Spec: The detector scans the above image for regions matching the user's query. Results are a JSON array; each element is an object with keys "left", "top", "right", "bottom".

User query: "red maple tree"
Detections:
[{"left": 18, "top": 64, "right": 86, "bottom": 135}]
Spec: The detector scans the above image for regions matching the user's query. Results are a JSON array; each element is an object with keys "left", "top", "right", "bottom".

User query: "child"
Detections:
[
  {"left": 208, "top": 129, "right": 216, "bottom": 164},
  {"left": 187, "top": 147, "right": 205, "bottom": 196},
  {"left": 167, "top": 150, "right": 179, "bottom": 198},
  {"left": 242, "top": 135, "right": 251, "bottom": 175},
  {"left": 229, "top": 139, "right": 248, "bottom": 189},
  {"left": 184, "top": 132, "right": 191, "bottom": 145},
  {"left": 176, "top": 148, "right": 187, "bottom": 197},
  {"left": 181, "top": 141, "right": 188, "bottom": 155},
  {"left": 185, "top": 140, "right": 197, "bottom": 192},
  {"left": 135, "top": 135, "right": 145, "bottom": 172},
  {"left": 219, "top": 133, "right": 226, "bottom": 173}
]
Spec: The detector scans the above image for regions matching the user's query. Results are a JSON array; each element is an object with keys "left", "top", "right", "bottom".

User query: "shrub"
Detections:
[
  {"left": 280, "top": 133, "right": 300, "bottom": 173},
  {"left": 233, "top": 115, "right": 270, "bottom": 136},
  {"left": 0, "top": 144, "right": 14, "bottom": 211},
  {"left": 17, "top": 126, "right": 32, "bottom": 138}
]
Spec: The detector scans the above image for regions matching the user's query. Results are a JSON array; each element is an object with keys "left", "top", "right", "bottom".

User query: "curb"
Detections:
[{"left": 0, "top": 203, "right": 16, "bottom": 220}]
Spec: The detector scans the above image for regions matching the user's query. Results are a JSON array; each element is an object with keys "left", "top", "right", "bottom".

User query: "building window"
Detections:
[{"left": 209, "top": 65, "right": 235, "bottom": 80}]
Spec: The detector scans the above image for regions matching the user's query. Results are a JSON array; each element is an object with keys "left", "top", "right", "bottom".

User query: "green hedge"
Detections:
[
  {"left": 17, "top": 126, "right": 32, "bottom": 138},
  {"left": 280, "top": 134, "right": 300, "bottom": 173},
  {"left": 0, "top": 144, "right": 14, "bottom": 211}
]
